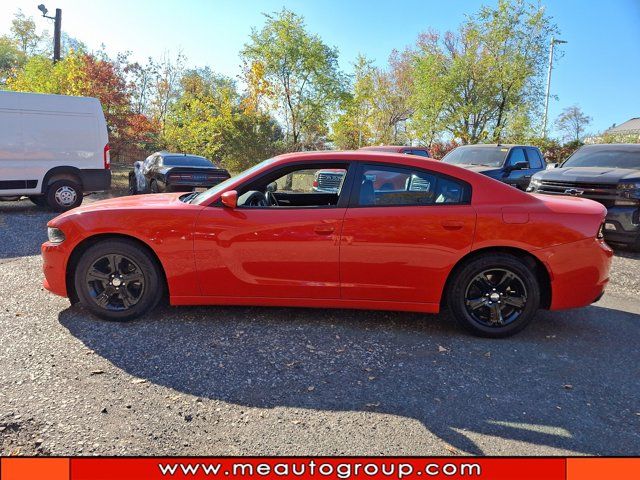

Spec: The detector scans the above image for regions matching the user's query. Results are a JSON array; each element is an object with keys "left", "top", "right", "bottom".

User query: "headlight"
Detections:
[
  {"left": 616, "top": 182, "right": 640, "bottom": 204},
  {"left": 47, "top": 227, "right": 65, "bottom": 244},
  {"left": 527, "top": 177, "right": 542, "bottom": 192}
]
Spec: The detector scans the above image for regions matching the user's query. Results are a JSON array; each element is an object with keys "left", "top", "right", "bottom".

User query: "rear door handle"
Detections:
[
  {"left": 441, "top": 221, "right": 464, "bottom": 230},
  {"left": 314, "top": 225, "right": 335, "bottom": 235}
]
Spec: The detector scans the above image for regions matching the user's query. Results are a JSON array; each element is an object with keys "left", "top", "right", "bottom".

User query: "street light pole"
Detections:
[
  {"left": 542, "top": 37, "right": 567, "bottom": 138},
  {"left": 37, "top": 5, "right": 62, "bottom": 63}
]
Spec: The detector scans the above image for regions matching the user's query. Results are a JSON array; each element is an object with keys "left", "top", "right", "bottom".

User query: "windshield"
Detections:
[
  {"left": 562, "top": 147, "right": 640, "bottom": 169},
  {"left": 163, "top": 156, "right": 214, "bottom": 167},
  {"left": 191, "top": 158, "right": 277, "bottom": 205},
  {"left": 443, "top": 147, "right": 509, "bottom": 167}
]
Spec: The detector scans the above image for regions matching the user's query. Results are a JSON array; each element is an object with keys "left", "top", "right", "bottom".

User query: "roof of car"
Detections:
[
  {"left": 157, "top": 151, "right": 208, "bottom": 159},
  {"left": 580, "top": 143, "right": 640, "bottom": 151},
  {"left": 455, "top": 144, "right": 531, "bottom": 149},
  {"left": 358, "top": 145, "right": 428, "bottom": 151}
]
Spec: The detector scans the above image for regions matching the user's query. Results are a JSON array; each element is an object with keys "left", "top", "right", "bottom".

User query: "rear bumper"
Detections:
[
  {"left": 535, "top": 238, "right": 613, "bottom": 310},
  {"left": 80, "top": 169, "right": 111, "bottom": 192}
]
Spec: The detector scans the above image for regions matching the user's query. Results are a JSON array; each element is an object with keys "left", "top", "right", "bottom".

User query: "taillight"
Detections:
[{"left": 103, "top": 144, "right": 111, "bottom": 169}]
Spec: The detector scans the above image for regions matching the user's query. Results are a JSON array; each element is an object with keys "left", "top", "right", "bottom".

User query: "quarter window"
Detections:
[{"left": 356, "top": 164, "right": 468, "bottom": 207}]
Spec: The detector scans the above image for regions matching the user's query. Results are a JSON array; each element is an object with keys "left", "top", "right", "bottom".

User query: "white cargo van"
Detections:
[{"left": 0, "top": 91, "right": 111, "bottom": 211}]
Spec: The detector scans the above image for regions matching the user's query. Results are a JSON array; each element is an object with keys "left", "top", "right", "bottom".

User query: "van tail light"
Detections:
[{"left": 103, "top": 144, "right": 111, "bottom": 170}]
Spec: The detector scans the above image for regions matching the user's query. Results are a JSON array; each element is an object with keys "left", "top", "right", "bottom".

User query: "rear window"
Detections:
[
  {"left": 562, "top": 147, "right": 640, "bottom": 169},
  {"left": 163, "top": 156, "right": 214, "bottom": 167},
  {"left": 442, "top": 147, "right": 508, "bottom": 167}
]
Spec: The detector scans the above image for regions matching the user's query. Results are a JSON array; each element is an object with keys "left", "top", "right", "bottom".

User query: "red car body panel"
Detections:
[{"left": 42, "top": 151, "right": 613, "bottom": 315}]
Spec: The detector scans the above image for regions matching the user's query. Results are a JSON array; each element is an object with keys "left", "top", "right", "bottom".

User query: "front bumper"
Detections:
[
  {"left": 602, "top": 205, "right": 640, "bottom": 246},
  {"left": 41, "top": 241, "right": 72, "bottom": 297}
]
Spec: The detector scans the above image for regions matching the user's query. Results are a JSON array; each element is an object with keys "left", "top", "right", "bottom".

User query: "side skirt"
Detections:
[{"left": 169, "top": 295, "right": 441, "bottom": 314}]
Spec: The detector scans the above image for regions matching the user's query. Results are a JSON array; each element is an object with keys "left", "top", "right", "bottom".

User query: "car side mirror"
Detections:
[
  {"left": 266, "top": 182, "right": 278, "bottom": 193},
  {"left": 220, "top": 190, "right": 238, "bottom": 208},
  {"left": 510, "top": 161, "right": 529, "bottom": 171}
]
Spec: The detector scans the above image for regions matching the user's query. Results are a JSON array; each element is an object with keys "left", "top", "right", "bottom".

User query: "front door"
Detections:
[
  {"left": 194, "top": 163, "right": 352, "bottom": 299},
  {"left": 340, "top": 163, "right": 476, "bottom": 305}
]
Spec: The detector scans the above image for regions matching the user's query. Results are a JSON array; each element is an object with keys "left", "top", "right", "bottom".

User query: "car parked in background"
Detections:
[
  {"left": 358, "top": 145, "right": 431, "bottom": 157},
  {"left": 528, "top": 144, "right": 640, "bottom": 250},
  {"left": 42, "top": 151, "right": 612, "bottom": 338},
  {"left": 442, "top": 144, "right": 545, "bottom": 190},
  {"left": 313, "top": 145, "right": 431, "bottom": 192},
  {"left": 0, "top": 91, "right": 111, "bottom": 211},
  {"left": 128, "top": 152, "right": 230, "bottom": 194}
]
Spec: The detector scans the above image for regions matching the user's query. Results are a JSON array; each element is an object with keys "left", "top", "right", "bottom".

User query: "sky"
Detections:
[{"left": 2, "top": 0, "right": 639, "bottom": 137}]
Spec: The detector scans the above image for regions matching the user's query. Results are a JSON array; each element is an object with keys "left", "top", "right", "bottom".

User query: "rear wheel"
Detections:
[
  {"left": 446, "top": 253, "right": 540, "bottom": 338},
  {"left": 74, "top": 239, "right": 163, "bottom": 321},
  {"left": 46, "top": 179, "right": 83, "bottom": 211}
]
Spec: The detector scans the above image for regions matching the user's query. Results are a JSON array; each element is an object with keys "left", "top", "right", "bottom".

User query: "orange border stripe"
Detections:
[
  {"left": 567, "top": 458, "right": 640, "bottom": 480},
  {"left": 1, "top": 458, "right": 69, "bottom": 480}
]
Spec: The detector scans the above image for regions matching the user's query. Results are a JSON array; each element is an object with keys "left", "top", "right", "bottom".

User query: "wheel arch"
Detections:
[
  {"left": 42, "top": 166, "right": 83, "bottom": 193},
  {"left": 441, "top": 246, "right": 552, "bottom": 310},
  {"left": 65, "top": 233, "right": 169, "bottom": 304}
]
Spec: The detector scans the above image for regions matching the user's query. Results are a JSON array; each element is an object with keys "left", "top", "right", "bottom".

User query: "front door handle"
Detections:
[
  {"left": 314, "top": 225, "right": 335, "bottom": 235},
  {"left": 441, "top": 221, "right": 464, "bottom": 230}
]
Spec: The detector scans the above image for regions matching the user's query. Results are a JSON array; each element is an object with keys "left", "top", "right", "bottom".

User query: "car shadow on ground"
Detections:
[{"left": 59, "top": 303, "right": 640, "bottom": 455}]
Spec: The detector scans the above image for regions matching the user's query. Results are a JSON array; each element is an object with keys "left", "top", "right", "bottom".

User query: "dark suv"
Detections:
[
  {"left": 442, "top": 144, "right": 546, "bottom": 190},
  {"left": 528, "top": 144, "right": 640, "bottom": 249}
]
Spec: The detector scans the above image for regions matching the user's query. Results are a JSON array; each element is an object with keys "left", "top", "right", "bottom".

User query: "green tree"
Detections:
[
  {"left": 411, "top": 0, "right": 558, "bottom": 144},
  {"left": 10, "top": 9, "right": 41, "bottom": 55},
  {"left": 241, "top": 8, "right": 346, "bottom": 150},
  {"left": 164, "top": 70, "right": 282, "bottom": 171},
  {"left": 555, "top": 105, "right": 592, "bottom": 143},
  {"left": 0, "top": 36, "right": 26, "bottom": 84}
]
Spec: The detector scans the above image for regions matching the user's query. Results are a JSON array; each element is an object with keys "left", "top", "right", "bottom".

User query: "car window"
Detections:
[
  {"left": 506, "top": 148, "right": 527, "bottom": 167},
  {"left": 526, "top": 148, "right": 543, "bottom": 169},
  {"left": 443, "top": 147, "right": 508, "bottom": 167},
  {"left": 356, "top": 164, "right": 467, "bottom": 207},
  {"left": 408, "top": 149, "right": 430, "bottom": 157},
  {"left": 274, "top": 168, "right": 347, "bottom": 194}
]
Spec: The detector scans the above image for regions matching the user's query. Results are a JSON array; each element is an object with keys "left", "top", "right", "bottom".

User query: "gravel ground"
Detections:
[{"left": 0, "top": 196, "right": 639, "bottom": 456}]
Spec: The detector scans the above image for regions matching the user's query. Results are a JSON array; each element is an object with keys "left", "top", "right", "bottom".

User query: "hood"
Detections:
[
  {"left": 53, "top": 193, "right": 187, "bottom": 221},
  {"left": 534, "top": 166, "right": 640, "bottom": 184}
]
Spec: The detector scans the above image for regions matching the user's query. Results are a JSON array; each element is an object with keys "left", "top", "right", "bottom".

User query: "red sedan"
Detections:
[{"left": 42, "top": 151, "right": 612, "bottom": 337}]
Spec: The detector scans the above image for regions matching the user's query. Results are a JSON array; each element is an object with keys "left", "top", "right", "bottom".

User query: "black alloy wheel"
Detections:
[
  {"left": 74, "top": 239, "right": 163, "bottom": 321},
  {"left": 447, "top": 253, "right": 540, "bottom": 337},
  {"left": 464, "top": 268, "right": 527, "bottom": 327},
  {"left": 85, "top": 254, "right": 145, "bottom": 311}
]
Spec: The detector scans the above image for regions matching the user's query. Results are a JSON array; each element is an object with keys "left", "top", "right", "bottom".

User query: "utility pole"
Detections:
[
  {"left": 542, "top": 37, "right": 567, "bottom": 138},
  {"left": 37, "top": 5, "right": 62, "bottom": 63}
]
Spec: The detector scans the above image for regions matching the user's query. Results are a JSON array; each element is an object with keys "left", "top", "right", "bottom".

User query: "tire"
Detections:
[
  {"left": 128, "top": 173, "right": 138, "bottom": 195},
  {"left": 46, "top": 179, "right": 83, "bottom": 212},
  {"left": 29, "top": 196, "right": 47, "bottom": 207},
  {"left": 150, "top": 180, "right": 160, "bottom": 194},
  {"left": 74, "top": 239, "right": 164, "bottom": 321},
  {"left": 446, "top": 253, "right": 540, "bottom": 338}
]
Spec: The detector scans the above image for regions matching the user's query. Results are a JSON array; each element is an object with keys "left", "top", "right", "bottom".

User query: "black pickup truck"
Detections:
[{"left": 527, "top": 144, "right": 640, "bottom": 249}]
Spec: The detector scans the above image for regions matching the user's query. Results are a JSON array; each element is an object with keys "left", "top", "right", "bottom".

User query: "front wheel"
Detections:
[
  {"left": 74, "top": 239, "right": 164, "bottom": 321},
  {"left": 446, "top": 254, "right": 540, "bottom": 338}
]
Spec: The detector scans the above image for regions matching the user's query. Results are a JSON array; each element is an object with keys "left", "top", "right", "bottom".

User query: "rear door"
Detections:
[{"left": 339, "top": 163, "right": 476, "bottom": 305}]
